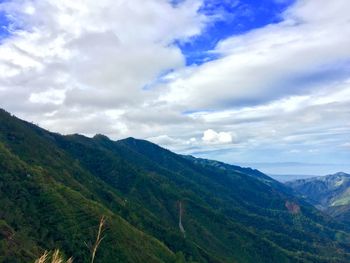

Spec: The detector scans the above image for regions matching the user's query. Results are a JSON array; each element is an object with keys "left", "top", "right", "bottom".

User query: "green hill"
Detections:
[{"left": 1, "top": 108, "right": 350, "bottom": 262}]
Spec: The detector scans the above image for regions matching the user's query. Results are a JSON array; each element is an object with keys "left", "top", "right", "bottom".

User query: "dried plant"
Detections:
[
  {"left": 34, "top": 251, "right": 48, "bottom": 263},
  {"left": 34, "top": 216, "right": 106, "bottom": 263},
  {"left": 34, "top": 249, "right": 72, "bottom": 263},
  {"left": 90, "top": 216, "right": 106, "bottom": 263}
]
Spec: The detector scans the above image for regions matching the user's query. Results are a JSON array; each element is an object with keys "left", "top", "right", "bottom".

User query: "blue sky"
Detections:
[
  {"left": 0, "top": 0, "right": 349, "bottom": 177},
  {"left": 0, "top": 8, "right": 10, "bottom": 41},
  {"left": 177, "top": 0, "right": 295, "bottom": 65}
]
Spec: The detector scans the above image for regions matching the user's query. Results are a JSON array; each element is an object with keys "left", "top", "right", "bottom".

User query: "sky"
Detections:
[{"left": 0, "top": 0, "right": 349, "bottom": 177}]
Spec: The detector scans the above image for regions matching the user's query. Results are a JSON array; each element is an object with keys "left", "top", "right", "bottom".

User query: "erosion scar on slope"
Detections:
[{"left": 179, "top": 201, "right": 185, "bottom": 237}]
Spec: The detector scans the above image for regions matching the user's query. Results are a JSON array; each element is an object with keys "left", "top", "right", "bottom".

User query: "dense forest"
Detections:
[{"left": 1, "top": 108, "right": 350, "bottom": 263}]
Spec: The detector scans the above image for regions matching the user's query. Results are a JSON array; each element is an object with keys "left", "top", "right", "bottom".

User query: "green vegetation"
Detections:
[{"left": 1, "top": 108, "right": 350, "bottom": 262}]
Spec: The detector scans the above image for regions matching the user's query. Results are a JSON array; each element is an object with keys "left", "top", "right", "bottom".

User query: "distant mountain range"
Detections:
[
  {"left": 287, "top": 172, "right": 350, "bottom": 224},
  {"left": 1, "top": 108, "right": 350, "bottom": 262},
  {"left": 269, "top": 174, "right": 319, "bottom": 182},
  {"left": 236, "top": 162, "right": 349, "bottom": 178}
]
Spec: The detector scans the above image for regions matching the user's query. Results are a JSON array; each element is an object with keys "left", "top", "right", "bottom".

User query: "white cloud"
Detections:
[
  {"left": 202, "top": 129, "right": 233, "bottom": 144},
  {"left": 148, "top": 134, "right": 183, "bottom": 146},
  {"left": 160, "top": 0, "right": 350, "bottom": 109},
  {"left": 0, "top": 0, "right": 349, "bottom": 170},
  {"left": 0, "top": 0, "right": 207, "bottom": 134},
  {"left": 29, "top": 88, "right": 66, "bottom": 105}
]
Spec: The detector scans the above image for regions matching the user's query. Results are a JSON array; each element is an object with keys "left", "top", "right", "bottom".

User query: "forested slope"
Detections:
[{"left": 1, "top": 108, "right": 350, "bottom": 263}]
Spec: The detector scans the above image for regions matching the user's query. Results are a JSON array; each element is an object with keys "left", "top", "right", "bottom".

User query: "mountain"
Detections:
[
  {"left": 287, "top": 172, "right": 350, "bottom": 224},
  {"left": 1, "top": 108, "right": 350, "bottom": 263},
  {"left": 269, "top": 174, "right": 318, "bottom": 182},
  {"left": 286, "top": 172, "right": 350, "bottom": 209},
  {"left": 0, "top": 111, "right": 175, "bottom": 263},
  {"left": 327, "top": 204, "right": 350, "bottom": 226}
]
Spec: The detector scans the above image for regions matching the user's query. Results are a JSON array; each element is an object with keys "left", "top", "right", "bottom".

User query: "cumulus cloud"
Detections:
[
  {"left": 148, "top": 134, "right": 198, "bottom": 147},
  {"left": 202, "top": 129, "right": 233, "bottom": 144}
]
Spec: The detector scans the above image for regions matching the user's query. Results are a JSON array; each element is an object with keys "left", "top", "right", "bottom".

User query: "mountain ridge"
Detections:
[{"left": 1, "top": 108, "right": 350, "bottom": 262}]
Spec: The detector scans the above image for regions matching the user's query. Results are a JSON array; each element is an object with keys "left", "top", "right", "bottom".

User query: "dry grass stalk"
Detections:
[
  {"left": 35, "top": 249, "right": 73, "bottom": 263},
  {"left": 91, "top": 216, "right": 106, "bottom": 263},
  {"left": 34, "top": 216, "right": 106, "bottom": 263},
  {"left": 51, "top": 250, "right": 62, "bottom": 263},
  {"left": 34, "top": 251, "right": 48, "bottom": 263}
]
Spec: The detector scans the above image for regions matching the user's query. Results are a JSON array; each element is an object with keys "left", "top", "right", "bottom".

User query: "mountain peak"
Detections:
[
  {"left": 333, "top": 172, "right": 350, "bottom": 177},
  {"left": 117, "top": 136, "right": 165, "bottom": 151},
  {"left": 119, "top": 136, "right": 138, "bottom": 142},
  {"left": 93, "top": 133, "right": 111, "bottom": 141}
]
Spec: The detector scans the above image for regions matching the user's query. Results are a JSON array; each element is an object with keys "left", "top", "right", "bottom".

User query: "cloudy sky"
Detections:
[{"left": 0, "top": 0, "right": 349, "bottom": 176}]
